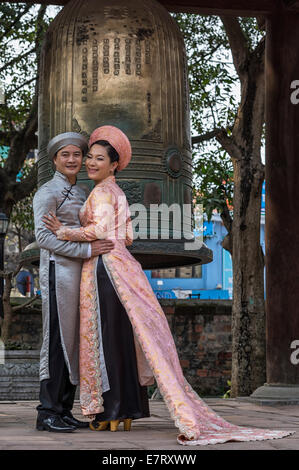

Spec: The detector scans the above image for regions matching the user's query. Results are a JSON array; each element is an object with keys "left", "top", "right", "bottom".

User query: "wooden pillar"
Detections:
[{"left": 251, "top": 8, "right": 299, "bottom": 402}]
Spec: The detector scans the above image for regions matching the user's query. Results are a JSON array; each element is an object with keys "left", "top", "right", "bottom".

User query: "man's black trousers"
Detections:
[{"left": 36, "top": 261, "right": 76, "bottom": 417}]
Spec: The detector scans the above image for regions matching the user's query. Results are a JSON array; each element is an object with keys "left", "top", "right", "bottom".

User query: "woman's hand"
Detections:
[{"left": 42, "top": 211, "right": 63, "bottom": 235}]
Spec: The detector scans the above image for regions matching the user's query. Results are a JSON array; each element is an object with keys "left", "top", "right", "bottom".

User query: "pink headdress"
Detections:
[{"left": 88, "top": 125, "right": 132, "bottom": 171}]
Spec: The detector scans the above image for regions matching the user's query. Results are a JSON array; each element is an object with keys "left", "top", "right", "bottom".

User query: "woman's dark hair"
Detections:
[{"left": 91, "top": 139, "right": 119, "bottom": 174}]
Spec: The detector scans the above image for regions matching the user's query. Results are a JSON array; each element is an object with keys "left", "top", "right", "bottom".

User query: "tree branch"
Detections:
[
  {"left": 256, "top": 16, "right": 266, "bottom": 31},
  {"left": 220, "top": 16, "right": 250, "bottom": 81},
  {"left": 12, "top": 294, "right": 40, "bottom": 313},
  {"left": 251, "top": 35, "right": 265, "bottom": 74},
  {"left": 11, "top": 163, "right": 37, "bottom": 203},
  {"left": 0, "top": 261, "right": 22, "bottom": 280},
  {"left": 192, "top": 127, "right": 233, "bottom": 145},
  {"left": 0, "top": 46, "right": 36, "bottom": 74},
  {"left": 4, "top": 104, "right": 38, "bottom": 178},
  {"left": 0, "top": 270, "right": 12, "bottom": 280},
  {"left": 220, "top": 204, "right": 233, "bottom": 256},
  {"left": 215, "top": 128, "right": 242, "bottom": 160},
  {"left": 35, "top": 5, "right": 47, "bottom": 60},
  {"left": 3, "top": 5, "right": 47, "bottom": 180},
  {"left": 221, "top": 232, "right": 233, "bottom": 255},
  {"left": 5, "top": 76, "right": 37, "bottom": 100},
  {"left": 220, "top": 203, "right": 233, "bottom": 234},
  {"left": 0, "top": 4, "right": 32, "bottom": 42}
]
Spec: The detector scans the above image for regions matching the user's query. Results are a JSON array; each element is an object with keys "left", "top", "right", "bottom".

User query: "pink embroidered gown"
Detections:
[{"left": 56, "top": 175, "right": 293, "bottom": 446}]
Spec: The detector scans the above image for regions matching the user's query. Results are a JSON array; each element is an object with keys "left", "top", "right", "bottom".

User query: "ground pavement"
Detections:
[{"left": 0, "top": 398, "right": 298, "bottom": 451}]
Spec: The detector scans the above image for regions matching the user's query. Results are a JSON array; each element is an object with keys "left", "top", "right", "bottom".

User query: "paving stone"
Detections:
[{"left": 0, "top": 398, "right": 298, "bottom": 450}]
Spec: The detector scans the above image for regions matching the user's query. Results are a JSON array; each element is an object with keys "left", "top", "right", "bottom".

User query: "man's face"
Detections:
[{"left": 53, "top": 144, "right": 83, "bottom": 180}]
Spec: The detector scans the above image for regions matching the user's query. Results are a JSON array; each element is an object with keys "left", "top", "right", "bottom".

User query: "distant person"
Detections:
[{"left": 16, "top": 270, "right": 34, "bottom": 296}]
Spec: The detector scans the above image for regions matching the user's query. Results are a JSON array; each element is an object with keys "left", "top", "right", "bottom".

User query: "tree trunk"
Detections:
[
  {"left": 1, "top": 272, "right": 13, "bottom": 344},
  {"left": 230, "top": 158, "right": 266, "bottom": 396},
  {"left": 218, "top": 17, "right": 266, "bottom": 395},
  {"left": 17, "top": 229, "right": 22, "bottom": 253}
]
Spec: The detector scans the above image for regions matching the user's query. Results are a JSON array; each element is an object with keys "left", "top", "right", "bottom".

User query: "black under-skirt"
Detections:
[{"left": 95, "top": 255, "right": 150, "bottom": 421}]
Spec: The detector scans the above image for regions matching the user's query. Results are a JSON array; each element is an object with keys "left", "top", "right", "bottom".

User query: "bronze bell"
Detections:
[{"left": 37, "top": 0, "right": 212, "bottom": 268}]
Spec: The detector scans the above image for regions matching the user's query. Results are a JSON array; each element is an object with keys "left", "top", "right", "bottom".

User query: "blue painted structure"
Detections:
[{"left": 145, "top": 182, "right": 266, "bottom": 300}]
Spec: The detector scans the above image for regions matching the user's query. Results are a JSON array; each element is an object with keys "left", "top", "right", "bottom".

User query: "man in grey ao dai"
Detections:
[{"left": 33, "top": 132, "right": 114, "bottom": 433}]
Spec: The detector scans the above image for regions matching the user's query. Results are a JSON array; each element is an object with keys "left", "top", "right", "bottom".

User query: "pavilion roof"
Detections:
[{"left": 2, "top": 1, "right": 299, "bottom": 16}]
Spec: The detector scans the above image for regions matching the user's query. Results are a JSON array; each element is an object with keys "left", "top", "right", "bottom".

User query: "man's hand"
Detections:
[
  {"left": 42, "top": 211, "right": 62, "bottom": 235},
  {"left": 91, "top": 239, "right": 115, "bottom": 257}
]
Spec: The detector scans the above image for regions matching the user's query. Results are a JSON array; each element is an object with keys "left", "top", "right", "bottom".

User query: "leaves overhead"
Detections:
[
  {"left": 0, "top": 3, "right": 47, "bottom": 139},
  {"left": 0, "top": 3, "right": 61, "bottom": 216},
  {"left": 172, "top": 14, "right": 265, "bottom": 219}
]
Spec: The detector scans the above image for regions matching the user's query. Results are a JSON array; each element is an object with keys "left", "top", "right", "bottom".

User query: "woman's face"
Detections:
[{"left": 85, "top": 143, "right": 118, "bottom": 183}]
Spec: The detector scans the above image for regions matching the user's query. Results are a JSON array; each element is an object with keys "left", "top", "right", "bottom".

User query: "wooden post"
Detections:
[{"left": 251, "top": 8, "right": 299, "bottom": 402}]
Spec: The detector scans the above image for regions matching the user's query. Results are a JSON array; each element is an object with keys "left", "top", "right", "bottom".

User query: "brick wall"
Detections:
[
  {"left": 160, "top": 299, "right": 232, "bottom": 397},
  {"left": 6, "top": 301, "right": 42, "bottom": 350},
  {"left": 8, "top": 299, "right": 232, "bottom": 397}
]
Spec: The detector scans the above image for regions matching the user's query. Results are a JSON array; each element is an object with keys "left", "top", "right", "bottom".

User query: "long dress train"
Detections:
[{"left": 57, "top": 175, "right": 294, "bottom": 446}]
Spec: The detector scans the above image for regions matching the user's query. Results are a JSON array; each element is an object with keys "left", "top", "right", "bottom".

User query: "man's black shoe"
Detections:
[
  {"left": 62, "top": 413, "right": 89, "bottom": 428},
  {"left": 36, "top": 415, "right": 76, "bottom": 432}
]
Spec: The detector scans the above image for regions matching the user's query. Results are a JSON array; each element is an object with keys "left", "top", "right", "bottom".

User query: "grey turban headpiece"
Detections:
[{"left": 47, "top": 132, "right": 88, "bottom": 160}]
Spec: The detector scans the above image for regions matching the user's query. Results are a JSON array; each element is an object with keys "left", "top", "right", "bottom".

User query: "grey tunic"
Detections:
[{"left": 33, "top": 171, "right": 90, "bottom": 385}]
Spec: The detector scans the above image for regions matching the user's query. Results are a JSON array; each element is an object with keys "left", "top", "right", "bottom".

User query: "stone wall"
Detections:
[
  {"left": 8, "top": 301, "right": 42, "bottom": 350},
  {"left": 1, "top": 299, "right": 232, "bottom": 399},
  {"left": 160, "top": 299, "right": 232, "bottom": 396},
  {"left": 0, "top": 351, "right": 40, "bottom": 400}
]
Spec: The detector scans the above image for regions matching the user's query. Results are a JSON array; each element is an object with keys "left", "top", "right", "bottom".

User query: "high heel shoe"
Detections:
[
  {"left": 110, "top": 418, "right": 132, "bottom": 432},
  {"left": 89, "top": 420, "right": 109, "bottom": 431},
  {"left": 110, "top": 419, "right": 120, "bottom": 432},
  {"left": 109, "top": 418, "right": 132, "bottom": 431},
  {"left": 123, "top": 418, "right": 132, "bottom": 431},
  {"left": 90, "top": 418, "right": 133, "bottom": 432}
]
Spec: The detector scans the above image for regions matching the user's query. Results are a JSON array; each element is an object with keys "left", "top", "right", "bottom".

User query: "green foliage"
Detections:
[
  {"left": 222, "top": 380, "right": 231, "bottom": 399},
  {"left": 10, "top": 158, "right": 36, "bottom": 246},
  {"left": 173, "top": 14, "right": 264, "bottom": 134},
  {"left": 1, "top": 4, "right": 38, "bottom": 139},
  {"left": 173, "top": 14, "right": 239, "bottom": 135},
  {"left": 0, "top": 3, "right": 59, "bottom": 144},
  {"left": 193, "top": 148, "right": 233, "bottom": 221},
  {"left": 10, "top": 191, "right": 35, "bottom": 236},
  {"left": 4, "top": 339, "right": 32, "bottom": 350},
  {"left": 172, "top": 14, "right": 265, "bottom": 220},
  {"left": 0, "top": 4, "right": 61, "bottom": 226},
  {"left": 0, "top": 150, "right": 35, "bottom": 245}
]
